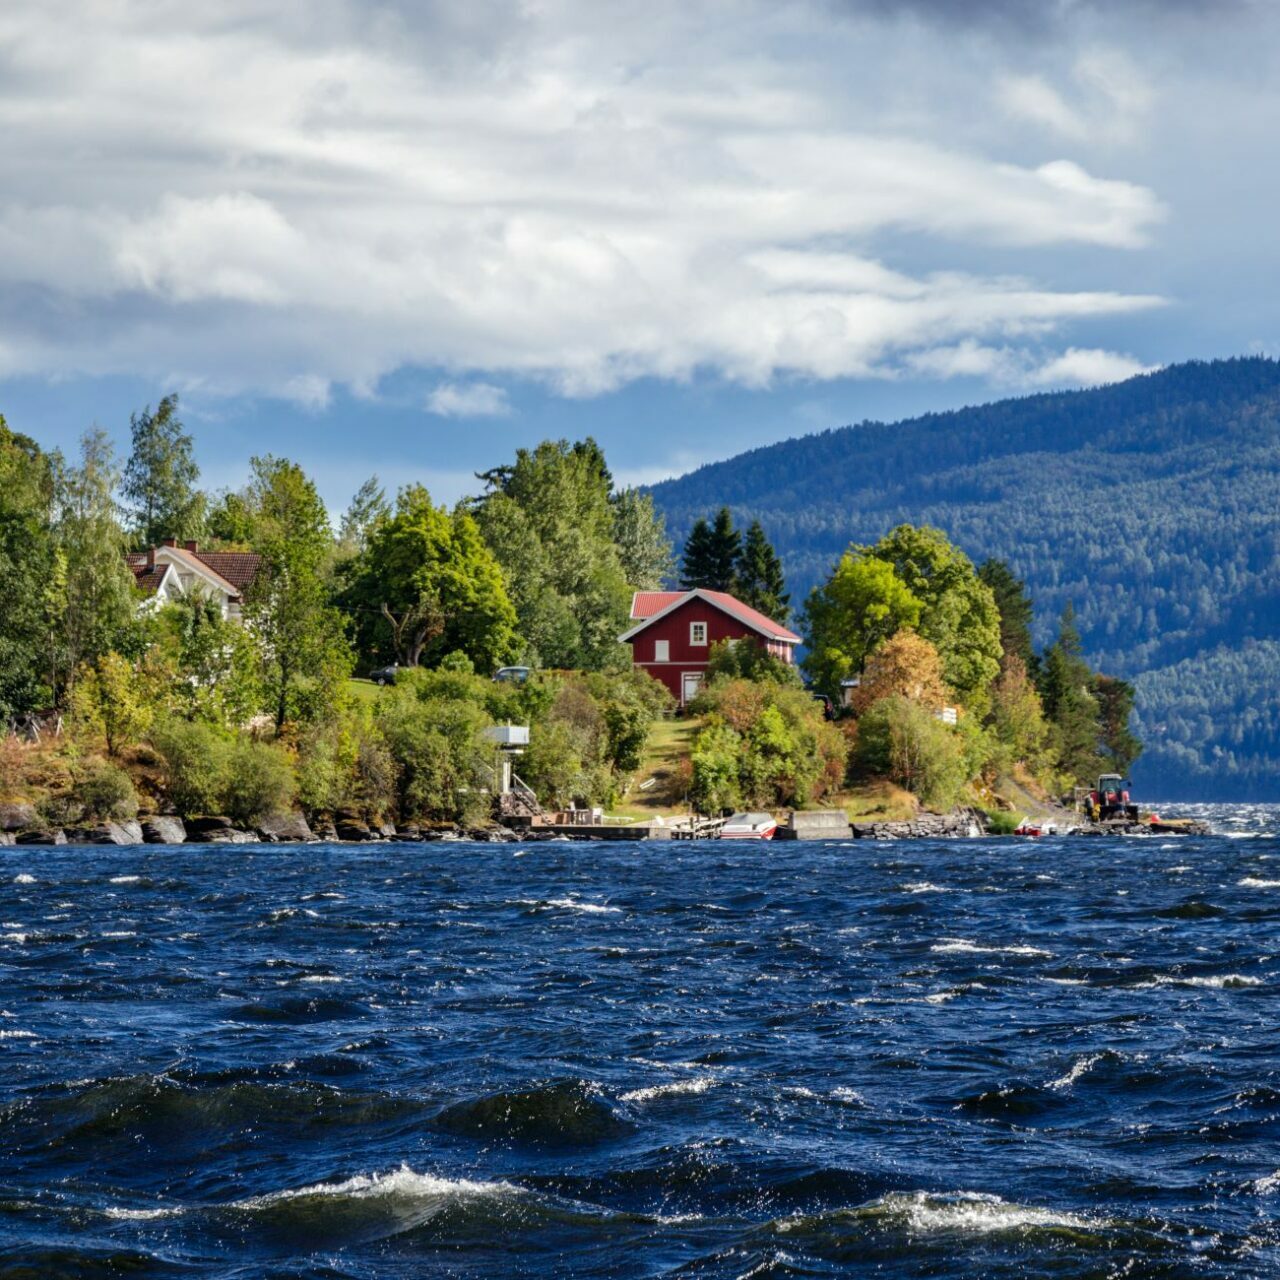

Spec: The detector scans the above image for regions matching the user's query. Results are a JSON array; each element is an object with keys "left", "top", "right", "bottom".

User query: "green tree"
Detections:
[
  {"left": 689, "top": 721, "right": 744, "bottom": 814},
  {"left": 870, "top": 525, "right": 1002, "bottom": 706},
  {"left": 343, "top": 485, "right": 519, "bottom": 672},
  {"left": 151, "top": 720, "right": 233, "bottom": 818},
  {"left": 1094, "top": 674, "right": 1142, "bottom": 776},
  {"left": 1039, "top": 603, "right": 1103, "bottom": 784},
  {"left": 472, "top": 438, "right": 631, "bottom": 669},
  {"left": 978, "top": 559, "right": 1037, "bottom": 674},
  {"left": 612, "top": 487, "right": 674, "bottom": 589},
  {"left": 52, "top": 430, "right": 139, "bottom": 697},
  {"left": 337, "top": 475, "right": 390, "bottom": 559},
  {"left": 735, "top": 521, "right": 789, "bottom": 621},
  {"left": 0, "top": 417, "right": 56, "bottom": 718},
  {"left": 72, "top": 652, "right": 153, "bottom": 756},
  {"left": 679, "top": 517, "right": 715, "bottom": 589},
  {"left": 802, "top": 552, "right": 922, "bottom": 696},
  {"left": 222, "top": 739, "right": 297, "bottom": 826},
  {"left": 236, "top": 456, "right": 353, "bottom": 730},
  {"left": 855, "top": 695, "right": 968, "bottom": 810},
  {"left": 156, "top": 593, "right": 263, "bottom": 727},
  {"left": 122, "top": 394, "right": 204, "bottom": 548},
  {"left": 680, "top": 507, "right": 740, "bottom": 591}
]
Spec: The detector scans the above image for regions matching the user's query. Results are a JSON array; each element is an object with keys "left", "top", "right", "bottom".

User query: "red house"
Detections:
[{"left": 619, "top": 589, "right": 801, "bottom": 705}]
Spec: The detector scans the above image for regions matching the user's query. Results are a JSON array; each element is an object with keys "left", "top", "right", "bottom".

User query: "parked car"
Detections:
[
  {"left": 493, "top": 666, "right": 531, "bottom": 684},
  {"left": 370, "top": 664, "right": 400, "bottom": 686},
  {"left": 811, "top": 692, "right": 835, "bottom": 720}
]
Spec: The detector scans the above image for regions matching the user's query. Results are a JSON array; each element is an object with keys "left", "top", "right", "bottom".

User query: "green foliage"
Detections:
[
  {"left": 70, "top": 760, "right": 139, "bottom": 822},
  {"left": 680, "top": 506, "right": 740, "bottom": 590},
  {"left": 705, "top": 638, "right": 802, "bottom": 687},
  {"left": 982, "top": 808, "right": 1021, "bottom": 835},
  {"left": 342, "top": 484, "right": 518, "bottom": 672},
  {"left": 151, "top": 720, "right": 232, "bottom": 818},
  {"left": 235, "top": 455, "right": 353, "bottom": 729},
  {"left": 336, "top": 475, "right": 390, "bottom": 559},
  {"left": 979, "top": 559, "right": 1037, "bottom": 675},
  {"left": 154, "top": 594, "right": 263, "bottom": 727},
  {"left": 652, "top": 357, "right": 1280, "bottom": 794},
  {"left": 988, "top": 655, "right": 1054, "bottom": 780},
  {"left": 375, "top": 679, "right": 494, "bottom": 823},
  {"left": 735, "top": 520, "right": 789, "bottom": 622},
  {"left": 689, "top": 677, "right": 846, "bottom": 812},
  {"left": 802, "top": 550, "right": 923, "bottom": 696},
  {"left": 122, "top": 394, "right": 204, "bottom": 548},
  {"left": 854, "top": 696, "right": 968, "bottom": 811},
  {"left": 472, "top": 438, "right": 632, "bottom": 670},
  {"left": 71, "top": 652, "right": 154, "bottom": 756},
  {"left": 0, "top": 417, "right": 56, "bottom": 718},
  {"left": 612, "top": 488, "right": 675, "bottom": 590},
  {"left": 222, "top": 739, "right": 297, "bottom": 827},
  {"left": 1095, "top": 675, "right": 1141, "bottom": 776},
  {"left": 1038, "top": 604, "right": 1104, "bottom": 784},
  {"left": 52, "top": 430, "right": 139, "bottom": 695}
]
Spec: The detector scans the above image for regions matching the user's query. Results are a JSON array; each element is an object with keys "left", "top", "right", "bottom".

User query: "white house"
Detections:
[{"left": 126, "top": 539, "right": 262, "bottom": 620}]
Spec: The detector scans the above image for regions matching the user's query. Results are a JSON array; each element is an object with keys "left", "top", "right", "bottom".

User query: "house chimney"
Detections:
[
  {"left": 146, "top": 548, "right": 155, "bottom": 567},
  {"left": 184, "top": 540, "right": 199, "bottom": 553},
  {"left": 162, "top": 537, "right": 178, "bottom": 548}
]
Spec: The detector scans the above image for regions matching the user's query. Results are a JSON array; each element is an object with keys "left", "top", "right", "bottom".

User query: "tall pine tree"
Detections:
[
  {"left": 679, "top": 517, "right": 715, "bottom": 589},
  {"left": 978, "top": 558, "right": 1036, "bottom": 674},
  {"left": 681, "top": 507, "right": 740, "bottom": 590},
  {"left": 735, "top": 520, "right": 789, "bottom": 621}
]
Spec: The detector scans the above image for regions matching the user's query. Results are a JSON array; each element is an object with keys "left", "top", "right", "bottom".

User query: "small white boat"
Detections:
[{"left": 720, "top": 812, "right": 778, "bottom": 840}]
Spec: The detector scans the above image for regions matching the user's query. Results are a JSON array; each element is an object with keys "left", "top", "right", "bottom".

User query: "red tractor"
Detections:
[{"left": 1084, "top": 774, "right": 1140, "bottom": 823}]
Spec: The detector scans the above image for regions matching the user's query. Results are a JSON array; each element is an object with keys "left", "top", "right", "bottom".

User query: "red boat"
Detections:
[
  {"left": 1013, "top": 824, "right": 1043, "bottom": 837},
  {"left": 719, "top": 812, "right": 778, "bottom": 840}
]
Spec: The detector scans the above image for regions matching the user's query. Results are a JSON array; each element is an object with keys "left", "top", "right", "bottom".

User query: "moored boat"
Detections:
[{"left": 720, "top": 812, "right": 778, "bottom": 840}]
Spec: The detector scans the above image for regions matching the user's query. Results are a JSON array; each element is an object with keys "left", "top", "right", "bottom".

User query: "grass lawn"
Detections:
[
  {"left": 610, "top": 714, "right": 703, "bottom": 819},
  {"left": 831, "top": 779, "right": 920, "bottom": 823},
  {"left": 346, "top": 678, "right": 383, "bottom": 706}
]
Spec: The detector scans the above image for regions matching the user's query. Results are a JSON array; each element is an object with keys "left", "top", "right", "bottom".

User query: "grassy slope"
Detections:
[{"left": 611, "top": 716, "right": 702, "bottom": 819}]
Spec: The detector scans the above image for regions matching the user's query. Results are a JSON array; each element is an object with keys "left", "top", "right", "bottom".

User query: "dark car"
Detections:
[
  {"left": 370, "top": 664, "right": 400, "bottom": 686},
  {"left": 811, "top": 692, "right": 836, "bottom": 721},
  {"left": 493, "top": 666, "right": 531, "bottom": 684}
]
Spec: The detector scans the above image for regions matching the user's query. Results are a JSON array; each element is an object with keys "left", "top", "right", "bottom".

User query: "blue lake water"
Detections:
[{"left": 2, "top": 808, "right": 1279, "bottom": 1277}]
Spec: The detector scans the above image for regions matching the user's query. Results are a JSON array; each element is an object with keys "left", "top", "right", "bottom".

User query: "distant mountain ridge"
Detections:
[{"left": 647, "top": 358, "right": 1280, "bottom": 800}]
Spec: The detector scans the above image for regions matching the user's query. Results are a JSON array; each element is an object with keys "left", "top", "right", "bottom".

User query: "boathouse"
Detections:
[{"left": 619, "top": 589, "right": 801, "bottom": 705}]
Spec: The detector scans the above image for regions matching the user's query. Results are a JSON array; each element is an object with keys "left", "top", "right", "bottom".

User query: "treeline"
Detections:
[
  {"left": 647, "top": 357, "right": 1280, "bottom": 796},
  {"left": 0, "top": 400, "right": 675, "bottom": 827}
]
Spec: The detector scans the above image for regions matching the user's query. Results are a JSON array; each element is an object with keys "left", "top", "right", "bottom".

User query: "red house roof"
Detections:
[
  {"left": 125, "top": 541, "right": 262, "bottom": 601},
  {"left": 622, "top": 589, "right": 801, "bottom": 644}
]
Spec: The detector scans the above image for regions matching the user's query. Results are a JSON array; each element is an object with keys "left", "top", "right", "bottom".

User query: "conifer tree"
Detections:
[
  {"left": 978, "top": 558, "right": 1036, "bottom": 674},
  {"left": 735, "top": 520, "right": 789, "bottom": 621},
  {"left": 1039, "top": 602, "right": 1103, "bottom": 783},
  {"left": 706, "top": 507, "right": 741, "bottom": 591},
  {"left": 679, "top": 517, "right": 716, "bottom": 589}
]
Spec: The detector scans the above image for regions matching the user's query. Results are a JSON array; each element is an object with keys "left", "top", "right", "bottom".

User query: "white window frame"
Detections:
[
  {"left": 689, "top": 621, "right": 708, "bottom": 646},
  {"left": 654, "top": 639, "right": 669, "bottom": 662},
  {"left": 682, "top": 671, "right": 704, "bottom": 703}
]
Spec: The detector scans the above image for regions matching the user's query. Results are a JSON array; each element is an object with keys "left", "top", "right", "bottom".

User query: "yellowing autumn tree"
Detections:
[{"left": 850, "top": 630, "right": 951, "bottom": 715}]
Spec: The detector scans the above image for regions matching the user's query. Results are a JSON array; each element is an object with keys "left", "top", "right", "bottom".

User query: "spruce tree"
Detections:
[
  {"left": 706, "top": 507, "right": 741, "bottom": 591},
  {"left": 1039, "top": 603, "right": 1103, "bottom": 784},
  {"left": 978, "top": 558, "right": 1036, "bottom": 673},
  {"left": 679, "top": 517, "right": 716, "bottom": 589},
  {"left": 735, "top": 520, "right": 789, "bottom": 620}
]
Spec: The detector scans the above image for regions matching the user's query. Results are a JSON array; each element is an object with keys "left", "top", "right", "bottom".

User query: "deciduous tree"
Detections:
[{"left": 122, "top": 395, "right": 204, "bottom": 548}]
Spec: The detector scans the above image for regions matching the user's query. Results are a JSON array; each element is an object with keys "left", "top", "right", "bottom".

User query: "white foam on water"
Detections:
[
  {"left": 12, "top": 874, "right": 34, "bottom": 884},
  {"left": 2, "top": 933, "right": 27, "bottom": 944},
  {"left": 1252, "top": 1171, "right": 1280, "bottom": 1194},
  {"left": 621, "top": 1077, "right": 716, "bottom": 1104},
  {"left": 102, "top": 931, "right": 137, "bottom": 938},
  {"left": 233, "top": 1164, "right": 522, "bottom": 1210},
  {"left": 899, "top": 1191, "right": 1097, "bottom": 1235},
  {"left": 902, "top": 882, "right": 949, "bottom": 894},
  {"left": 1137, "top": 973, "right": 1263, "bottom": 990},
  {"left": 924, "top": 991, "right": 957, "bottom": 1004},
  {"left": 931, "top": 938, "right": 1052, "bottom": 957},
  {"left": 298, "top": 974, "right": 343, "bottom": 983},
  {"left": 109, "top": 875, "right": 141, "bottom": 884},
  {"left": 1239, "top": 877, "right": 1280, "bottom": 888},
  {"left": 103, "top": 1205, "right": 182, "bottom": 1220},
  {"left": 831, "top": 1086, "right": 864, "bottom": 1104},
  {"left": 521, "top": 898, "right": 621, "bottom": 915},
  {"left": 0, "top": 1029, "right": 36, "bottom": 1039},
  {"left": 1048, "top": 1054, "right": 1103, "bottom": 1090}
]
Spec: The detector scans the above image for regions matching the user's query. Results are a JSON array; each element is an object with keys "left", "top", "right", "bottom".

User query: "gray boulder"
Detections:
[
  {"left": 0, "top": 802, "right": 39, "bottom": 832},
  {"left": 67, "top": 820, "right": 145, "bottom": 845},
  {"left": 256, "top": 812, "right": 315, "bottom": 843},
  {"left": 142, "top": 816, "right": 187, "bottom": 844},
  {"left": 16, "top": 829, "right": 66, "bottom": 845},
  {"left": 335, "top": 818, "right": 374, "bottom": 841},
  {"left": 184, "top": 817, "right": 259, "bottom": 844}
]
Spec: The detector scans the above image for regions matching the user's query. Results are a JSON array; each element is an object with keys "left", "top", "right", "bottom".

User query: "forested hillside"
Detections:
[{"left": 648, "top": 358, "right": 1280, "bottom": 799}]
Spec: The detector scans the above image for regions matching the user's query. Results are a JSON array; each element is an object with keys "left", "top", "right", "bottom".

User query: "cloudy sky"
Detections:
[{"left": 0, "top": 0, "right": 1275, "bottom": 507}]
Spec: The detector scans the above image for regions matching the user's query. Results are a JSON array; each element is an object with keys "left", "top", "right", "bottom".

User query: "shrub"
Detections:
[
  {"left": 689, "top": 721, "right": 744, "bottom": 814},
  {"left": 983, "top": 809, "right": 1021, "bottom": 835},
  {"left": 151, "top": 720, "right": 232, "bottom": 817},
  {"left": 222, "top": 739, "right": 298, "bottom": 827},
  {"left": 855, "top": 696, "right": 968, "bottom": 811},
  {"left": 74, "top": 760, "right": 139, "bottom": 821}
]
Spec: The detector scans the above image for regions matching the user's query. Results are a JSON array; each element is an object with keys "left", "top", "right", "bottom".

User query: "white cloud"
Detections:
[
  {"left": 1029, "top": 347, "right": 1158, "bottom": 387},
  {"left": 426, "top": 381, "right": 512, "bottom": 419},
  {"left": 0, "top": 2, "right": 1174, "bottom": 403}
]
